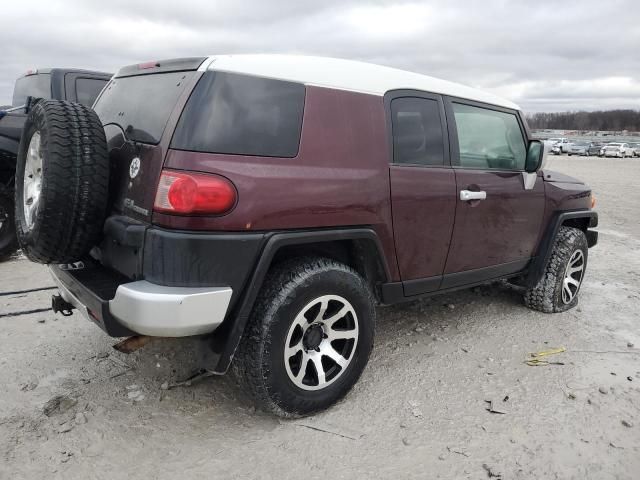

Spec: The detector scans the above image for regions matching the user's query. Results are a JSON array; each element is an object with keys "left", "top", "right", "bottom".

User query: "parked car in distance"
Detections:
[
  {"left": 598, "top": 143, "right": 609, "bottom": 156},
  {"left": 0, "top": 68, "right": 112, "bottom": 259},
  {"left": 549, "top": 138, "right": 572, "bottom": 153},
  {"left": 586, "top": 142, "right": 603, "bottom": 156},
  {"left": 568, "top": 141, "right": 590, "bottom": 156},
  {"left": 603, "top": 142, "right": 633, "bottom": 158},
  {"left": 627, "top": 143, "right": 640, "bottom": 157},
  {"left": 14, "top": 55, "right": 598, "bottom": 416}
]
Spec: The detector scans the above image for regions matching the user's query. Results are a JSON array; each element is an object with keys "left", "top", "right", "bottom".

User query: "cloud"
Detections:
[{"left": 1, "top": 0, "right": 638, "bottom": 112}]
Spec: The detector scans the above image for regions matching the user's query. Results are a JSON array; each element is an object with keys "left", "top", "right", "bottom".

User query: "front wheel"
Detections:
[
  {"left": 234, "top": 257, "right": 375, "bottom": 416},
  {"left": 525, "top": 226, "right": 588, "bottom": 313}
]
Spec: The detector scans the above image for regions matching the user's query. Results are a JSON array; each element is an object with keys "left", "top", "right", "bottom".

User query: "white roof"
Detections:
[{"left": 199, "top": 54, "right": 519, "bottom": 110}]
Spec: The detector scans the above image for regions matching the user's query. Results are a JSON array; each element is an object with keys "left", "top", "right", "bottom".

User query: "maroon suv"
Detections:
[{"left": 14, "top": 55, "right": 598, "bottom": 416}]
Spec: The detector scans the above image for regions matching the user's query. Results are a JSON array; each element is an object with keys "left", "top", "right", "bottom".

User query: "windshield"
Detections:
[
  {"left": 93, "top": 71, "right": 194, "bottom": 144},
  {"left": 12, "top": 74, "right": 52, "bottom": 106}
]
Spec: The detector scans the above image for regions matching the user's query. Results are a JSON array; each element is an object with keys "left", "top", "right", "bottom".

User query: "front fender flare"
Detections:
[{"left": 526, "top": 210, "right": 598, "bottom": 287}]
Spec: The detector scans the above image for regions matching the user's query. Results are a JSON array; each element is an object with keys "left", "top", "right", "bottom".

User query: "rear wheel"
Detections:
[
  {"left": 525, "top": 226, "right": 588, "bottom": 313},
  {"left": 234, "top": 257, "right": 375, "bottom": 416}
]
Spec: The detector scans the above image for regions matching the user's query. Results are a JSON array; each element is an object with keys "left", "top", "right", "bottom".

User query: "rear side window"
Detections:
[
  {"left": 390, "top": 97, "right": 445, "bottom": 166},
  {"left": 171, "top": 72, "right": 305, "bottom": 158},
  {"left": 452, "top": 103, "right": 526, "bottom": 170},
  {"left": 75, "top": 77, "right": 108, "bottom": 106},
  {"left": 93, "top": 71, "right": 194, "bottom": 144},
  {"left": 12, "top": 74, "right": 51, "bottom": 106}
]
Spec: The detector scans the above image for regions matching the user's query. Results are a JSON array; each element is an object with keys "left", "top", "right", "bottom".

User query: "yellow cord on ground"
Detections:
[
  {"left": 530, "top": 347, "right": 566, "bottom": 358},
  {"left": 525, "top": 347, "right": 567, "bottom": 366}
]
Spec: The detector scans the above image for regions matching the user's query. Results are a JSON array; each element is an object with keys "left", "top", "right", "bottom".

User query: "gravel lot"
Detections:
[{"left": 1, "top": 156, "right": 638, "bottom": 479}]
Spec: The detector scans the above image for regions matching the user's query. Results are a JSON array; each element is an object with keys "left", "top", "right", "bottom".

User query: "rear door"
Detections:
[
  {"left": 387, "top": 92, "right": 457, "bottom": 296},
  {"left": 92, "top": 66, "right": 202, "bottom": 222},
  {"left": 442, "top": 99, "right": 545, "bottom": 286}
]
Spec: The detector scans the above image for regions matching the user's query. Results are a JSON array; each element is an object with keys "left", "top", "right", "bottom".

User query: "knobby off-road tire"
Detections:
[
  {"left": 525, "top": 226, "right": 588, "bottom": 313},
  {"left": 14, "top": 100, "right": 109, "bottom": 264},
  {"left": 234, "top": 257, "right": 376, "bottom": 417},
  {"left": 0, "top": 188, "right": 18, "bottom": 259}
]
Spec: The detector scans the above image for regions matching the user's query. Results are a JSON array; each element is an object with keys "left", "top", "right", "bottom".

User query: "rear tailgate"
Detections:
[{"left": 93, "top": 58, "right": 206, "bottom": 223}]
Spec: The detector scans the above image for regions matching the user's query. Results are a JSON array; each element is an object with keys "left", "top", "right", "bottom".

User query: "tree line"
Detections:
[{"left": 525, "top": 110, "right": 640, "bottom": 132}]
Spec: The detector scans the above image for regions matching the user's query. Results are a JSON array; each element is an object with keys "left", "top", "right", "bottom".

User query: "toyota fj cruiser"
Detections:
[
  {"left": 0, "top": 68, "right": 112, "bottom": 259},
  {"left": 14, "top": 55, "right": 598, "bottom": 416}
]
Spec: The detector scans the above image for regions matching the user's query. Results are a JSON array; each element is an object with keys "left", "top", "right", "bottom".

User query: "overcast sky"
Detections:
[{"left": 1, "top": 0, "right": 638, "bottom": 112}]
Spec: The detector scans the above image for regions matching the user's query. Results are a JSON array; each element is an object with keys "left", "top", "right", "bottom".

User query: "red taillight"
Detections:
[{"left": 154, "top": 170, "right": 237, "bottom": 215}]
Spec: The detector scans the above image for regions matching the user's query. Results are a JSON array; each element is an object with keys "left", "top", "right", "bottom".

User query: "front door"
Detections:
[
  {"left": 387, "top": 93, "right": 457, "bottom": 296},
  {"left": 442, "top": 100, "right": 545, "bottom": 286}
]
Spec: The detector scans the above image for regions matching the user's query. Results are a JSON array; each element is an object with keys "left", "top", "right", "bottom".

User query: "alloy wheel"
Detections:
[
  {"left": 284, "top": 294, "right": 359, "bottom": 391},
  {"left": 23, "top": 131, "right": 43, "bottom": 231},
  {"left": 562, "top": 249, "right": 585, "bottom": 304}
]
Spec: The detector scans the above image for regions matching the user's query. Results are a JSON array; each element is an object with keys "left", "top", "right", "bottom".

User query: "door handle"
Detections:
[{"left": 460, "top": 190, "right": 487, "bottom": 201}]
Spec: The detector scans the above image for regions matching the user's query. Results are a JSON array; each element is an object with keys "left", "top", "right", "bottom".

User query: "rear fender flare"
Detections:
[{"left": 210, "top": 228, "right": 390, "bottom": 374}]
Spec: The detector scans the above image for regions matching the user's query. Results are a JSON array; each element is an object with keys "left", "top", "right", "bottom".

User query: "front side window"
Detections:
[
  {"left": 171, "top": 72, "right": 305, "bottom": 158},
  {"left": 390, "top": 97, "right": 445, "bottom": 166},
  {"left": 452, "top": 103, "right": 526, "bottom": 170}
]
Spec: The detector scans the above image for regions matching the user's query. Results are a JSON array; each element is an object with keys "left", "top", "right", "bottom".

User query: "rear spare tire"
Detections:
[{"left": 15, "top": 100, "right": 109, "bottom": 264}]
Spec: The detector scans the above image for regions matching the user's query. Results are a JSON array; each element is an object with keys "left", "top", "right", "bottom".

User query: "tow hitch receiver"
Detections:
[{"left": 52, "top": 294, "right": 74, "bottom": 316}]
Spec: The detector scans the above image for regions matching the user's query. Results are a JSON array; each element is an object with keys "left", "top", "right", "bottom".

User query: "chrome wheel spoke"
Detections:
[
  {"left": 295, "top": 353, "right": 310, "bottom": 382},
  {"left": 323, "top": 305, "right": 349, "bottom": 327},
  {"left": 566, "top": 276, "right": 580, "bottom": 288},
  {"left": 567, "top": 265, "right": 583, "bottom": 275},
  {"left": 314, "top": 298, "right": 329, "bottom": 323},
  {"left": 320, "top": 344, "right": 348, "bottom": 368},
  {"left": 286, "top": 343, "right": 303, "bottom": 359},
  {"left": 326, "top": 328, "right": 357, "bottom": 341},
  {"left": 310, "top": 354, "right": 326, "bottom": 385}
]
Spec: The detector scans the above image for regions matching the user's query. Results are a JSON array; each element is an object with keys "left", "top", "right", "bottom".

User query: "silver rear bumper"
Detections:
[
  {"left": 109, "top": 281, "right": 233, "bottom": 337},
  {"left": 50, "top": 267, "right": 232, "bottom": 337}
]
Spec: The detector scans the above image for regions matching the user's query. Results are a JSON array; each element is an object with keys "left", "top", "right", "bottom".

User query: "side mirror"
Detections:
[{"left": 525, "top": 140, "right": 548, "bottom": 173}]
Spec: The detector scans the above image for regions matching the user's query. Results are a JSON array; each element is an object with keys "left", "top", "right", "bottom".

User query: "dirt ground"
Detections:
[{"left": 1, "top": 156, "right": 638, "bottom": 479}]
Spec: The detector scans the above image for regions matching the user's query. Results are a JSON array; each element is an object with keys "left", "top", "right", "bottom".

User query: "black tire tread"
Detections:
[
  {"left": 15, "top": 100, "right": 109, "bottom": 264},
  {"left": 524, "top": 226, "right": 588, "bottom": 313}
]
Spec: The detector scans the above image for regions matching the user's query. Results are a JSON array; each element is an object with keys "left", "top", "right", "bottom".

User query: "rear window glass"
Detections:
[
  {"left": 391, "top": 97, "right": 445, "bottom": 166},
  {"left": 93, "top": 71, "right": 194, "bottom": 144},
  {"left": 75, "top": 77, "right": 109, "bottom": 106},
  {"left": 12, "top": 74, "right": 51, "bottom": 106},
  {"left": 171, "top": 72, "right": 305, "bottom": 158}
]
